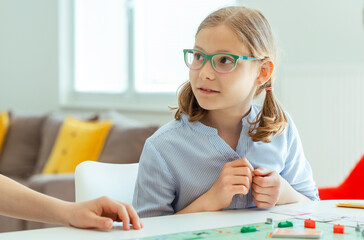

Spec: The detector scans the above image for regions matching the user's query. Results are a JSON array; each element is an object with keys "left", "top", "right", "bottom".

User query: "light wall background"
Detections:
[{"left": 0, "top": 0, "right": 364, "bottom": 187}]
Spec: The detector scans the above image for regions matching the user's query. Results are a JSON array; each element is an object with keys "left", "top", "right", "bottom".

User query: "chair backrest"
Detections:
[{"left": 75, "top": 161, "right": 139, "bottom": 204}]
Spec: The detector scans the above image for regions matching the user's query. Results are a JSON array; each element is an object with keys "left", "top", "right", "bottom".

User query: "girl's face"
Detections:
[{"left": 190, "top": 25, "right": 261, "bottom": 115}]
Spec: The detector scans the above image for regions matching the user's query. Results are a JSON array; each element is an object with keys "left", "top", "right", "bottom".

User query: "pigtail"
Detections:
[
  {"left": 174, "top": 81, "right": 207, "bottom": 121},
  {"left": 248, "top": 83, "right": 288, "bottom": 143}
]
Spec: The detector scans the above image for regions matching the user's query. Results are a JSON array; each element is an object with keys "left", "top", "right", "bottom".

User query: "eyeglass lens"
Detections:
[{"left": 185, "top": 50, "right": 236, "bottom": 73}]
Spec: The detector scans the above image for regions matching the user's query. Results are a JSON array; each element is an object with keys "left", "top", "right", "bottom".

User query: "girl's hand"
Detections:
[
  {"left": 252, "top": 167, "right": 283, "bottom": 208},
  {"left": 66, "top": 196, "right": 143, "bottom": 231},
  {"left": 204, "top": 158, "right": 254, "bottom": 210}
]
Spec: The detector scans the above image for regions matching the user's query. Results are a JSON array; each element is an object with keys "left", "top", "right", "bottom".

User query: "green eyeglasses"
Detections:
[{"left": 183, "top": 49, "right": 263, "bottom": 74}]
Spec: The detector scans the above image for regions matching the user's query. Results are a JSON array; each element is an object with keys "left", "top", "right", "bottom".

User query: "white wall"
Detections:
[
  {"left": 1, "top": 0, "right": 364, "bottom": 187},
  {"left": 0, "top": 0, "right": 59, "bottom": 112},
  {"left": 241, "top": 0, "right": 364, "bottom": 187},
  {"left": 241, "top": 0, "right": 364, "bottom": 65}
]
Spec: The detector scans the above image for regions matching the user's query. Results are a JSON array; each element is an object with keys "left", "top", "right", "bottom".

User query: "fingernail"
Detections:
[{"left": 105, "top": 219, "right": 113, "bottom": 228}]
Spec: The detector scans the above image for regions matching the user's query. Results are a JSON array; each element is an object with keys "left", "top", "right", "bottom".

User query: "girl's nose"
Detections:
[{"left": 199, "top": 60, "right": 215, "bottom": 81}]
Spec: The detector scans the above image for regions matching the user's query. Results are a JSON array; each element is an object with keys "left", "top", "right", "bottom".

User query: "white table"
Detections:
[{"left": 0, "top": 200, "right": 362, "bottom": 240}]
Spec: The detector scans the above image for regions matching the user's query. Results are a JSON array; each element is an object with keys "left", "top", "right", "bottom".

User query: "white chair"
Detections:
[{"left": 74, "top": 161, "right": 139, "bottom": 204}]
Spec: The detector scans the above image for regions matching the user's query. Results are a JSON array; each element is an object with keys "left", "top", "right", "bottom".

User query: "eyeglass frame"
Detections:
[{"left": 183, "top": 49, "right": 264, "bottom": 74}]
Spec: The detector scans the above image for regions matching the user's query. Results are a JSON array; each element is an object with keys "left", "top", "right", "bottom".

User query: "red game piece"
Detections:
[
  {"left": 304, "top": 218, "right": 316, "bottom": 228},
  {"left": 333, "top": 224, "right": 344, "bottom": 234}
]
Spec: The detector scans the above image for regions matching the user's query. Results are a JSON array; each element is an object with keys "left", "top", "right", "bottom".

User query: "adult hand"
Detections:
[
  {"left": 252, "top": 167, "right": 283, "bottom": 208},
  {"left": 204, "top": 158, "right": 254, "bottom": 210},
  {"left": 66, "top": 196, "right": 143, "bottom": 230}
]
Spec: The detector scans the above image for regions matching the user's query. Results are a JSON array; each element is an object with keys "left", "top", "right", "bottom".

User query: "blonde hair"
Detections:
[{"left": 174, "top": 6, "right": 287, "bottom": 143}]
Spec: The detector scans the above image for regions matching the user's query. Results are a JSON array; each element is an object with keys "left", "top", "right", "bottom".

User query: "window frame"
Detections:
[{"left": 59, "top": 0, "right": 178, "bottom": 112}]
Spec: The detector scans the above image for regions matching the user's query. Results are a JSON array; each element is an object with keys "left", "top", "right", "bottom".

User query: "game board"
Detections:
[{"left": 139, "top": 219, "right": 364, "bottom": 240}]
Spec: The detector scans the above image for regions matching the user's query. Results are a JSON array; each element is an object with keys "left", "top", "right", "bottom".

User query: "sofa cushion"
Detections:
[
  {"left": 42, "top": 117, "right": 113, "bottom": 174},
  {"left": 103, "top": 110, "right": 144, "bottom": 128},
  {"left": 0, "top": 113, "right": 46, "bottom": 178},
  {"left": 34, "top": 114, "right": 98, "bottom": 174},
  {"left": 0, "top": 111, "right": 10, "bottom": 155},
  {"left": 0, "top": 215, "right": 24, "bottom": 233},
  {"left": 98, "top": 124, "right": 158, "bottom": 164}
]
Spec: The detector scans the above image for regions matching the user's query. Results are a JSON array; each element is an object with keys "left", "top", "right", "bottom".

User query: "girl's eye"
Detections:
[
  {"left": 194, "top": 52, "right": 204, "bottom": 61},
  {"left": 219, "top": 56, "right": 234, "bottom": 64}
]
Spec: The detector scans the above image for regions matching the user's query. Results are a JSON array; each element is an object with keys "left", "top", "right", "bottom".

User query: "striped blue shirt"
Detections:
[{"left": 133, "top": 104, "right": 319, "bottom": 218}]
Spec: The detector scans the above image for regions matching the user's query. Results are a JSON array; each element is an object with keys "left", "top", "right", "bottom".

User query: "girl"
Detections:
[{"left": 133, "top": 6, "right": 318, "bottom": 217}]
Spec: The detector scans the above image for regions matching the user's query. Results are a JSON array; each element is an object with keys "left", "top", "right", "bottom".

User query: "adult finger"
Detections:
[
  {"left": 88, "top": 215, "right": 114, "bottom": 230},
  {"left": 115, "top": 204, "right": 131, "bottom": 231},
  {"left": 123, "top": 204, "right": 142, "bottom": 230}
]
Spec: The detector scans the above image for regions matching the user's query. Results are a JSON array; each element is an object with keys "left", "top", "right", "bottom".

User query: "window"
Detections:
[
  {"left": 60, "top": 0, "right": 237, "bottom": 111},
  {"left": 74, "top": 0, "right": 128, "bottom": 93}
]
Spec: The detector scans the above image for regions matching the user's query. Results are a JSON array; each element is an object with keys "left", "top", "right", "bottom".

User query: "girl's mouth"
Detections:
[{"left": 198, "top": 87, "right": 220, "bottom": 94}]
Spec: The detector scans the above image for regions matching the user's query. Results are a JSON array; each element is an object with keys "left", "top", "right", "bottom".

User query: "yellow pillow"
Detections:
[
  {"left": 42, "top": 117, "right": 113, "bottom": 174},
  {"left": 0, "top": 111, "right": 10, "bottom": 154}
]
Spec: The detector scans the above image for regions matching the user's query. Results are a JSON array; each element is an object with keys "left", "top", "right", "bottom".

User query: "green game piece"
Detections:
[
  {"left": 240, "top": 225, "right": 257, "bottom": 233},
  {"left": 278, "top": 221, "right": 293, "bottom": 228}
]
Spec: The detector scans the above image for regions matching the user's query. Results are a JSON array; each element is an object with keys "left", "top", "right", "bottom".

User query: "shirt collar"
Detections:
[{"left": 181, "top": 105, "right": 260, "bottom": 136}]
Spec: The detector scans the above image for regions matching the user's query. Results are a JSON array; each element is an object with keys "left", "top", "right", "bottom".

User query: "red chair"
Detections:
[{"left": 318, "top": 155, "right": 364, "bottom": 200}]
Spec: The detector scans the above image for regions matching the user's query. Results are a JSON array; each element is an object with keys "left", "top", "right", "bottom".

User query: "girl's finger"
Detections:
[
  {"left": 252, "top": 192, "right": 272, "bottom": 203},
  {"left": 231, "top": 175, "right": 251, "bottom": 187},
  {"left": 253, "top": 196, "right": 274, "bottom": 209},
  {"left": 253, "top": 167, "right": 273, "bottom": 176},
  {"left": 232, "top": 185, "right": 249, "bottom": 195},
  {"left": 253, "top": 175, "right": 277, "bottom": 188},
  {"left": 252, "top": 183, "right": 276, "bottom": 195},
  {"left": 230, "top": 158, "right": 254, "bottom": 172}
]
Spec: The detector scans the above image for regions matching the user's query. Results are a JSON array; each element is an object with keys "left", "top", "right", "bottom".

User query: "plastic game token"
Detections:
[
  {"left": 265, "top": 218, "right": 273, "bottom": 224},
  {"left": 304, "top": 219, "right": 316, "bottom": 229},
  {"left": 240, "top": 225, "right": 257, "bottom": 233},
  {"left": 333, "top": 224, "right": 344, "bottom": 234},
  {"left": 355, "top": 222, "right": 360, "bottom": 232},
  {"left": 278, "top": 221, "right": 293, "bottom": 228}
]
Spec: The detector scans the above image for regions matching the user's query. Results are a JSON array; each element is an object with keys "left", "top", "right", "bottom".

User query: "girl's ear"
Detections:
[{"left": 255, "top": 59, "right": 274, "bottom": 86}]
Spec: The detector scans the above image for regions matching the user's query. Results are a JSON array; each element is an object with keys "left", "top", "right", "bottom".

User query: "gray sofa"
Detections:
[{"left": 0, "top": 112, "right": 158, "bottom": 232}]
